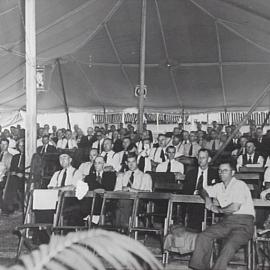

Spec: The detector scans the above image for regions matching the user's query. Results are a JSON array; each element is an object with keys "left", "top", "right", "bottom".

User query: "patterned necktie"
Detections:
[
  {"left": 127, "top": 172, "right": 134, "bottom": 188},
  {"left": 160, "top": 149, "right": 166, "bottom": 162},
  {"left": 60, "top": 169, "right": 67, "bottom": 187},
  {"left": 189, "top": 144, "right": 193, "bottom": 156},
  {"left": 166, "top": 161, "right": 171, "bottom": 173},
  {"left": 0, "top": 152, "right": 4, "bottom": 162},
  {"left": 104, "top": 153, "right": 108, "bottom": 163},
  {"left": 196, "top": 171, "right": 204, "bottom": 192}
]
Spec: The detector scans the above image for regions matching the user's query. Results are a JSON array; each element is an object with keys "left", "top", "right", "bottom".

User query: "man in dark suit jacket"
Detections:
[
  {"left": 76, "top": 156, "right": 116, "bottom": 218},
  {"left": 182, "top": 149, "right": 219, "bottom": 232},
  {"left": 37, "top": 135, "right": 56, "bottom": 155}
]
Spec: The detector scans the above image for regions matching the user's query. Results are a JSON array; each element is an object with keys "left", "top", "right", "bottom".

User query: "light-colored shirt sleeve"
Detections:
[
  {"left": 139, "top": 173, "right": 152, "bottom": 192},
  {"left": 48, "top": 171, "right": 59, "bottom": 188},
  {"left": 236, "top": 155, "right": 243, "bottom": 171},
  {"left": 264, "top": 167, "right": 270, "bottom": 185},
  {"left": 204, "top": 183, "right": 218, "bottom": 198},
  {"left": 114, "top": 173, "right": 124, "bottom": 191}
]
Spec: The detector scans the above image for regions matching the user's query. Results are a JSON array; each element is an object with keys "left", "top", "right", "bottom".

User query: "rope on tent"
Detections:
[
  {"left": 104, "top": 23, "right": 134, "bottom": 92},
  {"left": 215, "top": 21, "right": 228, "bottom": 114}
]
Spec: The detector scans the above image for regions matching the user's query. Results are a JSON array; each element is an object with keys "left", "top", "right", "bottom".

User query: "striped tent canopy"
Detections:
[{"left": 1, "top": 0, "right": 270, "bottom": 113}]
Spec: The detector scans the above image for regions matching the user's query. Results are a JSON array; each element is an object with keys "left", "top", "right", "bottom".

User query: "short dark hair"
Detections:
[
  {"left": 218, "top": 159, "right": 236, "bottom": 171},
  {"left": 198, "top": 148, "right": 210, "bottom": 156},
  {"left": 1, "top": 138, "right": 9, "bottom": 145},
  {"left": 158, "top": 133, "right": 166, "bottom": 139},
  {"left": 42, "top": 135, "right": 49, "bottom": 139},
  {"left": 127, "top": 152, "right": 137, "bottom": 160},
  {"left": 166, "top": 145, "right": 176, "bottom": 153},
  {"left": 127, "top": 143, "right": 137, "bottom": 151}
]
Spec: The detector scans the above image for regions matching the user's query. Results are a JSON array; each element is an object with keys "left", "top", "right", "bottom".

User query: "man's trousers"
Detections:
[{"left": 189, "top": 214, "right": 254, "bottom": 270}]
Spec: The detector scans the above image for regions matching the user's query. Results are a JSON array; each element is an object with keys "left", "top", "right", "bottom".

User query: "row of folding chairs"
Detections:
[{"left": 15, "top": 189, "right": 269, "bottom": 269}]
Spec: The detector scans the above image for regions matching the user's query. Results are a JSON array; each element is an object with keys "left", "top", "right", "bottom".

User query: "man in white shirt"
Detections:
[
  {"left": 156, "top": 146, "right": 184, "bottom": 174},
  {"left": 78, "top": 148, "right": 98, "bottom": 179},
  {"left": 114, "top": 152, "right": 152, "bottom": 192},
  {"left": 56, "top": 129, "right": 78, "bottom": 150},
  {"left": 114, "top": 152, "right": 152, "bottom": 228},
  {"left": 92, "top": 130, "right": 104, "bottom": 154},
  {"left": 236, "top": 141, "right": 264, "bottom": 171},
  {"left": 137, "top": 138, "right": 153, "bottom": 172},
  {"left": 190, "top": 161, "right": 255, "bottom": 270},
  {"left": 149, "top": 134, "right": 167, "bottom": 169},
  {"left": 100, "top": 138, "right": 117, "bottom": 171},
  {"left": 231, "top": 136, "right": 248, "bottom": 158},
  {"left": 179, "top": 132, "right": 201, "bottom": 158},
  {"left": 48, "top": 153, "right": 82, "bottom": 188},
  {"left": 205, "top": 129, "right": 222, "bottom": 154},
  {"left": 168, "top": 135, "right": 182, "bottom": 158},
  {"left": 114, "top": 137, "right": 132, "bottom": 172}
]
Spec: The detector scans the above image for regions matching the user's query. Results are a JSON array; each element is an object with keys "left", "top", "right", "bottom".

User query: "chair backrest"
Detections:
[
  {"left": 54, "top": 190, "right": 95, "bottom": 227},
  {"left": 32, "top": 189, "right": 59, "bottom": 210},
  {"left": 147, "top": 172, "right": 184, "bottom": 193},
  {"left": 23, "top": 189, "right": 60, "bottom": 225}
]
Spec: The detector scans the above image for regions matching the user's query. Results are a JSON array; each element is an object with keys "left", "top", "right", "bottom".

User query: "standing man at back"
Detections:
[{"left": 182, "top": 149, "right": 218, "bottom": 231}]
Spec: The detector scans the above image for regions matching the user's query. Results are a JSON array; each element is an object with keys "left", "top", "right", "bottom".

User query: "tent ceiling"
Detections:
[{"left": 1, "top": 0, "right": 270, "bottom": 112}]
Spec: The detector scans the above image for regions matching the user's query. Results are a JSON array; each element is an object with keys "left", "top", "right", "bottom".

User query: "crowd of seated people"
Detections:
[{"left": 1, "top": 120, "right": 270, "bottom": 219}]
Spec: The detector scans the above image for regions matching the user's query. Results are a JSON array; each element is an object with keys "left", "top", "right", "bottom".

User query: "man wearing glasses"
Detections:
[{"left": 189, "top": 161, "right": 254, "bottom": 270}]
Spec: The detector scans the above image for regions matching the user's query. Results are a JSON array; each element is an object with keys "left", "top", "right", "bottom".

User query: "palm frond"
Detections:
[{"left": 10, "top": 229, "right": 163, "bottom": 270}]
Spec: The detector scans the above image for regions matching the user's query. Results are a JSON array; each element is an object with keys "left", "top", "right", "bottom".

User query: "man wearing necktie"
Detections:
[
  {"left": 75, "top": 156, "right": 117, "bottom": 224},
  {"left": 92, "top": 131, "right": 104, "bottom": 154},
  {"left": 37, "top": 135, "right": 56, "bottom": 155},
  {"left": 149, "top": 134, "right": 167, "bottom": 170},
  {"left": 114, "top": 152, "right": 152, "bottom": 228},
  {"left": 100, "top": 138, "right": 117, "bottom": 171},
  {"left": 182, "top": 149, "right": 219, "bottom": 231},
  {"left": 48, "top": 153, "right": 82, "bottom": 188},
  {"left": 114, "top": 137, "right": 132, "bottom": 172},
  {"left": 231, "top": 136, "right": 248, "bottom": 158},
  {"left": 236, "top": 141, "right": 264, "bottom": 171},
  {"left": 156, "top": 146, "right": 184, "bottom": 174},
  {"left": 78, "top": 148, "right": 98, "bottom": 179}
]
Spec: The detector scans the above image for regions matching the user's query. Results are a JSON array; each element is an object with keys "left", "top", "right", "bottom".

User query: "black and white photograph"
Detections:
[{"left": 1, "top": 0, "right": 270, "bottom": 269}]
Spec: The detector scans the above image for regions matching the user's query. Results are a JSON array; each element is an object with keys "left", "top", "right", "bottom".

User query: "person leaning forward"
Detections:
[{"left": 189, "top": 161, "right": 255, "bottom": 270}]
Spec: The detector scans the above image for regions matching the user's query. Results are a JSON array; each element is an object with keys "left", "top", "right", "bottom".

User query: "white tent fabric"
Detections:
[{"left": 1, "top": 0, "right": 270, "bottom": 113}]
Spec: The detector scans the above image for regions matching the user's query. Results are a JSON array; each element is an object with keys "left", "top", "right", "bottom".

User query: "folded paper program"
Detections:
[{"left": 32, "top": 189, "right": 59, "bottom": 210}]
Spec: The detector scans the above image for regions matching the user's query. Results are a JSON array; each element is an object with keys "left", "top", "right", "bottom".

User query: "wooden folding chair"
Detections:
[
  {"left": 235, "top": 172, "right": 261, "bottom": 198},
  {"left": 129, "top": 192, "right": 171, "bottom": 259},
  {"left": 52, "top": 190, "right": 96, "bottom": 234},
  {"left": 97, "top": 191, "right": 137, "bottom": 234},
  {"left": 14, "top": 189, "right": 59, "bottom": 259}
]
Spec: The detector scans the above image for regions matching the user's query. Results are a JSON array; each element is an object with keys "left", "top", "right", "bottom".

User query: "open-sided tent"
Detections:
[{"left": 1, "top": 0, "right": 270, "bottom": 113}]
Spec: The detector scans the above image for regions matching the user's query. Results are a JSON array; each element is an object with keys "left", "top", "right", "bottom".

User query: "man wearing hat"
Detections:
[{"left": 48, "top": 153, "right": 82, "bottom": 188}]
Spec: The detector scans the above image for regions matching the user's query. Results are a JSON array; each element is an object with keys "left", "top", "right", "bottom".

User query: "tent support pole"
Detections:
[
  {"left": 57, "top": 59, "right": 71, "bottom": 130},
  {"left": 138, "top": 0, "right": 147, "bottom": 135},
  {"left": 212, "top": 82, "right": 270, "bottom": 163},
  {"left": 25, "top": 0, "right": 37, "bottom": 167}
]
